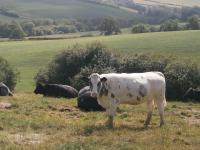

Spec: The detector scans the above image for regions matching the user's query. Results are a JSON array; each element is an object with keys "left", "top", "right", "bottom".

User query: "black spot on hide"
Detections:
[{"left": 139, "top": 85, "right": 147, "bottom": 97}]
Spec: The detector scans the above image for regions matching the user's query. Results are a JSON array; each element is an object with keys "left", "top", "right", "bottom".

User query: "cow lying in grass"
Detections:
[
  {"left": 89, "top": 72, "right": 167, "bottom": 128},
  {"left": 77, "top": 86, "right": 105, "bottom": 111},
  {"left": 34, "top": 83, "right": 78, "bottom": 98},
  {"left": 0, "top": 82, "right": 13, "bottom": 96}
]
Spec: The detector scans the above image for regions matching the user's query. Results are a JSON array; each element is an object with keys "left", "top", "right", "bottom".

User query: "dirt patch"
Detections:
[
  {"left": 48, "top": 105, "right": 75, "bottom": 112},
  {"left": 0, "top": 102, "right": 12, "bottom": 109},
  {"left": 171, "top": 108, "right": 200, "bottom": 125},
  {"left": 9, "top": 133, "right": 46, "bottom": 145}
]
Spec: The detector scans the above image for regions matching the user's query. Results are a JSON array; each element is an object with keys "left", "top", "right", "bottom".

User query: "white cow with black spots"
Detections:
[{"left": 89, "top": 72, "right": 167, "bottom": 128}]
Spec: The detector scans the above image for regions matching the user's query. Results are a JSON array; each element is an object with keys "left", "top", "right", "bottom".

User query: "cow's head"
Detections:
[
  {"left": 89, "top": 73, "right": 107, "bottom": 97},
  {"left": 34, "top": 83, "right": 44, "bottom": 94}
]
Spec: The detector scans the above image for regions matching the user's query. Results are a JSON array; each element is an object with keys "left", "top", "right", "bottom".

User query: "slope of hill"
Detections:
[
  {"left": 134, "top": 0, "right": 200, "bottom": 7},
  {"left": 0, "top": 30, "right": 200, "bottom": 91},
  {"left": 0, "top": 0, "right": 137, "bottom": 21}
]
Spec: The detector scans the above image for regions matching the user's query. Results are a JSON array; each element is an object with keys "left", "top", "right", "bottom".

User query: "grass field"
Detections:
[
  {"left": 134, "top": 0, "right": 200, "bottom": 7},
  {"left": 0, "top": 30, "right": 200, "bottom": 92},
  {"left": 0, "top": 94, "right": 199, "bottom": 149},
  {"left": 0, "top": 0, "right": 137, "bottom": 22}
]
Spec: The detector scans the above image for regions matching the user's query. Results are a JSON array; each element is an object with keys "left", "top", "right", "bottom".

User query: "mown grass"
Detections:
[
  {"left": 0, "top": 94, "right": 199, "bottom": 150},
  {"left": 1, "top": 30, "right": 200, "bottom": 91}
]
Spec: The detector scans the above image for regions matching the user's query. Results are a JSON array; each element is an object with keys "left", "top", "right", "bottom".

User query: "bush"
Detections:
[
  {"left": 164, "top": 62, "right": 200, "bottom": 99},
  {"left": 131, "top": 24, "right": 150, "bottom": 33},
  {"left": 160, "top": 19, "right": 179, "bottom": 31},
  {"left": 120, "top": 55, "right": 200, "bottom": 100},
  {"left": 35, "top": 42, "right": 120, "bottom": 90},
  {"left": 0, "top": 57, "right": 19, "bottom": 90},
  {"left": 187, "top": 15, "right": 200, "bottom": 30},
  {"left": 35, "top": 43, "right": 200, "bottom": 100}
]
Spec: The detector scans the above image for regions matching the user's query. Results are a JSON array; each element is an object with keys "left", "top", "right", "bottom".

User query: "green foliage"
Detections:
[
  {"left": 21, "top": 21, "right": 35, "bottom": 36},
  {"left": 120, "top": 54, "right": 200, "bottom": 99},
  {"left": 98, "top": 17, "right": 121, "bottom": 35},
  {"left": 131, "top": 24, "right": 150, "bottom": 33},
  {"left": 35, "top": 42, "right": 119, "bottom": 90},
  {"left": 0, "top": 56, "right": 19, "bottom": 90},
  {"left": 160, "top": 19, "right": 179, "bottom": 31},
  {"left": 35, "top": 42, "right": 200, "bottom": 100},
  {"left": 55, "top": 25, "right": 77, "bottom": 34},
  {"left": 0, "top": 21, "right": 25, "bottom": 39},
  {"left": 187, "top": 15, "right": 200, "bottom": 30},
  {"left": 164, "top": 62, "right": 200, "bottom": 99}
]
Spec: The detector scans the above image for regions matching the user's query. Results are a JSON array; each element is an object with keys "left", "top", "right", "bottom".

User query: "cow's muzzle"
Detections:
[{"left": 91, "top": 92, "right": 97, "bottom": 98}]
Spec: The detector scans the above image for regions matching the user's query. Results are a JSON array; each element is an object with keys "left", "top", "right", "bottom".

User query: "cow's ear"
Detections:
[{"left": 100, "top": 77, "right": 107, "bottom": 82}]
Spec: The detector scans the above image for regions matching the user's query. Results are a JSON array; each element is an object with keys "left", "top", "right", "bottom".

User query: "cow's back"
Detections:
[{"left": 44, "top": 84, "right": 78, "bottom": 98}]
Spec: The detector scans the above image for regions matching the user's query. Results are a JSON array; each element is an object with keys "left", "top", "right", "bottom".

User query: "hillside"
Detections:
[
  {"left": 134, "top": 0, "right": 200, "bottom": 7},
  {"left": 0, "top": 30, "right": 200, "bottom": 91},
  {"left": 0, "top": 0, "right": 137, "bottom": 21}
]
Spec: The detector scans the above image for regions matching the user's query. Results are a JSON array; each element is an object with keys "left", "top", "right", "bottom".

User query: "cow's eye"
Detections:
[
  {"left": 89, "top": 82, "right": 93, "bottom": 90},
  {"left": 97, "top": 81, "right": 101, "bottom": 87}
]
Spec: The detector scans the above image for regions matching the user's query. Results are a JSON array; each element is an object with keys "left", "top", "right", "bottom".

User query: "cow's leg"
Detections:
[
  {"left": 144, "top": 100, "right": 154, "bottom": 127},
  {"left": 105, "top": 99, "right": 117, "bottom": 128},
  {"left": 155, "top": 98, "right": 165, "bottom": 127}
]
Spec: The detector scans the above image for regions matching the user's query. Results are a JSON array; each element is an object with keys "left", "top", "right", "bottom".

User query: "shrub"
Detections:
[
  {"left": 0, "top": 57, "right": 19, "bottom": 90},
  {"left": 187, "top": 15, "right": 200, "bottom": 30},
  {"left": 35, "top": 43, "right": 200, "bottom": 100},
  {"left": 35, "top": 42, "right": 119, "bottom": 90},
  {"left": 131, "top": 24, "right": 150, "bottom": 33},
  {"left": 160, "top": 19, "right": 179, "bottom": 31},
  {"left": 164, "top": 62, "right": 200, "bottom": 99},
  {"left": 120, "top": 54, "right": 200, "bottom": 100}
]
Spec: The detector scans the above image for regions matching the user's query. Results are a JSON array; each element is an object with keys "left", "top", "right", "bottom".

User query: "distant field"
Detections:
[
  {"left": 134, "top": 0, "right": 200, "bottom": 7},
  {"left": 0, "top": 94, "right": 199, "bottom": 149},
  {"left": 0, "top": 30, "right": 200, "bottom": 92},
  {"left": 0, "top": 0, "right": 137, "bottom": 21}
]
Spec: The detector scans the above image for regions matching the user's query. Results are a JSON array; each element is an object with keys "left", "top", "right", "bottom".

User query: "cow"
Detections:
[
  {"left": 78, "top": 86, "right": 90, "bottom": 97},
  {"left": 77, "top": 90, "right": 105, "bottom": 111},
  {"left": 0, "top": 82, "right": 13, "bottom": 96},
  {"left": 89, "top": 72, "right": 167, "bottom": 128},
  {"left": 183, "top": 87, "right": 200, "bottom": 101},
  {"left": 34, "top": 83, "right": 78, "bottom": 98}
]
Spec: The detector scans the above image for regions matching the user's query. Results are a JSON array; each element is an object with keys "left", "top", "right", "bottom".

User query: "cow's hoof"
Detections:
[
  {"left": 105, "top": 122, "right": 113, "bottom": 129},
  {"left": 144, "top": 124, "right": 149, "bottom": 128},
  {"left": 159, "top": 122, "right": 165, "bottom": 127}
]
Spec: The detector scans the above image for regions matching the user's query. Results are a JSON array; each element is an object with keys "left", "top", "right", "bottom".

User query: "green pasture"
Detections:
[
  {"left": 0, "top": 30, "right": 200, "bottom": 92},
  {"left": 0, "top": 0, "right": 136, "bottom": 21}
]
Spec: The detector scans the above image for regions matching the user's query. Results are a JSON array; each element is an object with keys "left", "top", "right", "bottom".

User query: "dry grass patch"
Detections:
[{"left": 0, "top": 93, "right": 200, "bottom": 149}]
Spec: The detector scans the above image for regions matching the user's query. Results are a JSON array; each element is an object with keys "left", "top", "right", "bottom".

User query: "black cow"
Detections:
[
  {"left": 34, "top": 83, "right": 78, "bottom": 98},
  {"left": 0, "top": 82, "right": 13, "bottom": 96},
  {"left": 183, "top": 87, "right": 200, "bottom": 101},
  {"left": 77, "top": 86, "right": 105, "bottom": 111},
  {"left": 78, "top": 86, "right": 90, "bottom": 97}
]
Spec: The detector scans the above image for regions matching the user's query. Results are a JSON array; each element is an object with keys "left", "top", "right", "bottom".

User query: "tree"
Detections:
[
  {"left": 9, "top": 21, "right": 25, "bottom": 39},
  {"left": 160, "top": 19, "right": 179, "bottom": 31},
  {"left": 0, "top": 56, "right": 19, "bottom": 90},
  {"left": 131, "top": 24, "right": 149, "bottom": 33},
  {"left": 21, "top": 21, "right": 35, "bottom": 36},
  {"left": 187, "top": 15, "right": 199, "bottom": 30},
  {"left": 98, "top": 17, "right": 121, "bottom": 35}
]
